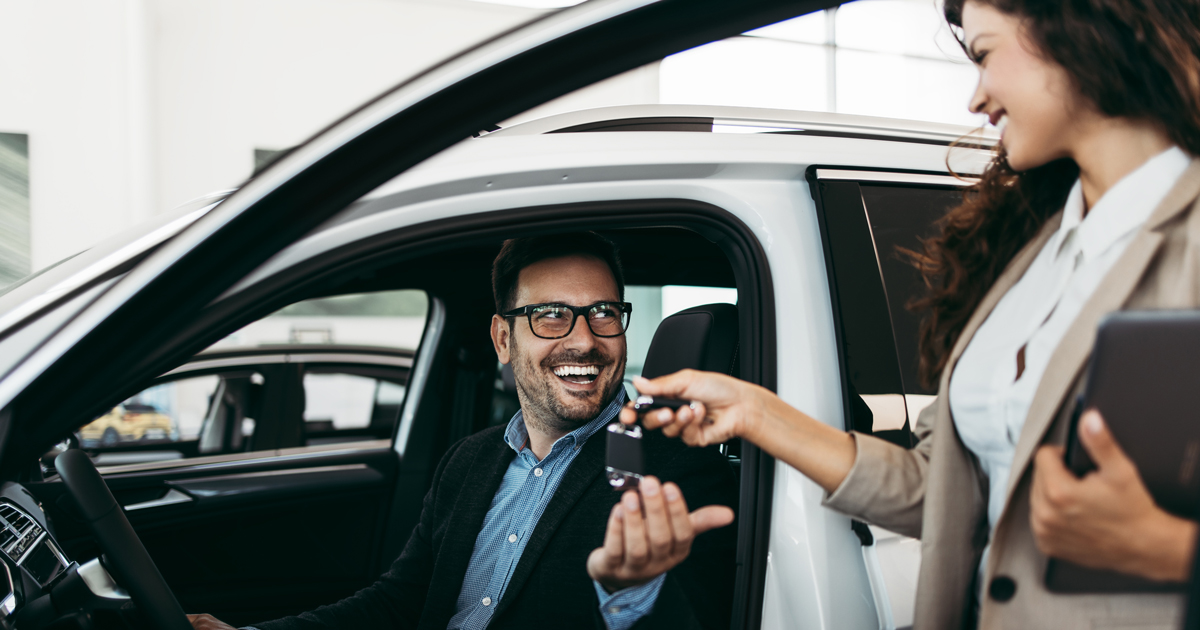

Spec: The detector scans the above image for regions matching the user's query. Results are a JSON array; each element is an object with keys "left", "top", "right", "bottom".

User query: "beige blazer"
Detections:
[{"left": 824, "top": 158, "right": 1200, "bottom": 630}]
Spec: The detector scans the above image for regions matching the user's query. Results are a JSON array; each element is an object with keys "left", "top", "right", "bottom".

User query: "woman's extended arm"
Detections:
[{"left": 619, "top": 371, "right": 857, "bottom": 494}]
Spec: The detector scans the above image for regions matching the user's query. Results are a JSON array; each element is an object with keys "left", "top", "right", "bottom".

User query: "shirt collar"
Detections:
[
  {"left": 1058, "top": 146, "right": 1191, "bottom": 262},
  {"left": 504, "top": 387, "right": 628, "bottom": 458}
]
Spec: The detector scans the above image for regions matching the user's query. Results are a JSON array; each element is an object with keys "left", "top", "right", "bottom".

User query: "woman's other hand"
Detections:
[
  {"left": 1031, "top": 410, "right": 1198, "bottom": 582},
  {"left": 619, "top": 371, "right": 767, "bottom": 447}
]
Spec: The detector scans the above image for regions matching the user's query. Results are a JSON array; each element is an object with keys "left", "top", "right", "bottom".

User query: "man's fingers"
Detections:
[
  {"left": 639, "top": 477, "right": 673, "bottom": 557},
  {"left": 689, "top": 505, "right": 735, "bottom": 535},
  {"left": 663, "top": 482, "right": 694, "bottom": 543},
  {"left": 1077, "top": 410, "right": 1136, "bottom": 478},
  {"left": 621, "top": 490, "right": 648, "bottom": 566},
  {"left": 603, "top": 502, "right": 626, "bottom": 565}
]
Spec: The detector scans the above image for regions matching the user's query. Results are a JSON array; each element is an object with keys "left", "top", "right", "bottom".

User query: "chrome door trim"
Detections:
[
  {"left": 124, "top": 488, "right": 194, "bottom": 512},
  {"left": 814, "top": 168, "right": 978, "bottom": 187},
  {"left": 89, "top": 439, "right": 392, "bottom": 476},
  {"left": 176, "top": 463, "right": 367, "bottom": 484},
  {"left": 164, "top": 352, "right": 414, "bottom": 376},
  {"left": 395, "top": 296, "right": 445, "bottom": 458}
]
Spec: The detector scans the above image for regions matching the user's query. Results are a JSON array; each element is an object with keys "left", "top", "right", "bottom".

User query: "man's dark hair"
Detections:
[{"left": 491, "top": 232, "right": 625, "bottom": 315}]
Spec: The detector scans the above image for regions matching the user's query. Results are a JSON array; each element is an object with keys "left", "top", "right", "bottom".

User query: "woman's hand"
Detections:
[
  {"left": 1031, "top": 410, "right": 1198, "bottom": 582},
  {"left": 620, "top": 370, "right": 858, "bottom": 493},
  {"left": 619, "top": 371, "right": 768, "bottom": 447}
]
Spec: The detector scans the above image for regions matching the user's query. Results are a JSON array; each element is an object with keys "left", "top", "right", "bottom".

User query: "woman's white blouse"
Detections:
[{"left": 948, "top": 146, "right": 1191, "bottom": 583}]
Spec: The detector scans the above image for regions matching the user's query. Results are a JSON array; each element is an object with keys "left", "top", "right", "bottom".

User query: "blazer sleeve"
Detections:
[
  {"left": 252, "top": 439, "right": 465, "bottom": 630},
  {"left": 627, "top": 440, "right": 739, "bottom": 630},
  {"left": 821, "top": 395, "right": 939, "bottom": 538}
]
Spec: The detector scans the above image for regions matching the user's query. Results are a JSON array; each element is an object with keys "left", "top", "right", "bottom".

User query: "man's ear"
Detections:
[{"left": 491, "top": 314, "right": 512, "bottom": 364}]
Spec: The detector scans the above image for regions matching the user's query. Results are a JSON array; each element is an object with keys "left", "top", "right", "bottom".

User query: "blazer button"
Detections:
[{"left": 988, "top": 576, "right": 1017, "bottom": 602}]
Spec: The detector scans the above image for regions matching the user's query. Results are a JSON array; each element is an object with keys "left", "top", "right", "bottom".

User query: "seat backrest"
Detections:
[{"left": 641, "top": 303, "right": 739, "bottom": 379}]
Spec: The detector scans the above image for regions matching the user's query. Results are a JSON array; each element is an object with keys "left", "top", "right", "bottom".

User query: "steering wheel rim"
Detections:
[{"left": 55, "top": 449, "right": 193, "bottom": 630}]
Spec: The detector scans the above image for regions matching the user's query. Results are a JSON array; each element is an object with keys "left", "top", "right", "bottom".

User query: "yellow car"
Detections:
[{"left": 78, "top": 403, "right": 174, "bottom": 446}]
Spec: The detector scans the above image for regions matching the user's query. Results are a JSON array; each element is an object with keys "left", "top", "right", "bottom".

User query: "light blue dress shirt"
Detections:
[{"left": 447, "top": 389, "right": 664, "bottom": 630}]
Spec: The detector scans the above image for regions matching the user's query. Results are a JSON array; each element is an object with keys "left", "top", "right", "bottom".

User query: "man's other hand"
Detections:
[
  {"left": 188, "top": 614, "right": 237, "bottom": 630},
  {"left": 587, "top": 475, "right": 734, "bottom": 592}
]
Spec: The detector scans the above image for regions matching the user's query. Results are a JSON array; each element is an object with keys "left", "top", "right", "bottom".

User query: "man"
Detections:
[{"left": 190, "top": 232, "right": 737, "bottom": 630}]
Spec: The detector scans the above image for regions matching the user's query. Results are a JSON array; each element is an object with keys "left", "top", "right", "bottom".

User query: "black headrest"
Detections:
[{"left": 641, "top": 303, "right": 739, "bottom": 379}]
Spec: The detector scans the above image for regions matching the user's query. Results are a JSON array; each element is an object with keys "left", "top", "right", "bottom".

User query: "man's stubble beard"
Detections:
[{"left": 509, "top": 331, "right": 626, "bottom": 437}]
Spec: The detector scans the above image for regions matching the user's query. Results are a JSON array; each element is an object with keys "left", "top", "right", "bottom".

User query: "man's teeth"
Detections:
[
  {"left": 553, "top": 365, "right": 600, "bottom": 377},
  {"left": 996, "top": 114, "right": 1008, "bottom": 134}
]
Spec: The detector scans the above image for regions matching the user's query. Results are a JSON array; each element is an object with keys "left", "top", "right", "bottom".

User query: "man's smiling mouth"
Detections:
[{"left": 553, "top": 365, "right": 600, "bottom": 384}]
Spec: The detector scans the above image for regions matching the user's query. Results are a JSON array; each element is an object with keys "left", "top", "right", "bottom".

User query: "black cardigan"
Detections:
[{"left": 254, "top": 424, "right": 738, "bottom": 630}]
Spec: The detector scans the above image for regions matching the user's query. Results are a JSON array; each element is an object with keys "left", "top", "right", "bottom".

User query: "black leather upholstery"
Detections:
[{"left": 641, "top": 303, "right": 739, "bottom": 379}]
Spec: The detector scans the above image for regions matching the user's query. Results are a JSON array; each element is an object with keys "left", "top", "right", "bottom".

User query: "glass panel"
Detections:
[
  {"left": 624, "top": 285, "right": 738, "bottom": 380},
  {"left": 747, "top": 11, "right": 827, "bottom": 45},
  {"left": 303, "top": 373, "right": 378, "bottom": 430},
  {"left": 210, "top": 289, "right": 428, "bottom": 352},
  {"left": 78, "top": 374, "right": 219, "bottom": 447}
]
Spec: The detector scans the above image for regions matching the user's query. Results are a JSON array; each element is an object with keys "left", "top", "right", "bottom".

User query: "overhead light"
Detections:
[{"left": 469, "top": 0, "right": 585, "bottom": 7}]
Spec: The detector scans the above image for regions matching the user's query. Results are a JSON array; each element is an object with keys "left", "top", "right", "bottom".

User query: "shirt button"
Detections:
[
  {"left": 482, "top": 597, "right": 492, "bottom": 606},
  {"left": 534, "top": 468, "right": 543, "bottom": 477},
  {"left": 508, "top": 534, "right": 517, "bottom": 543},
  {"left": 608, "top": 606, "right": 621, "bottom": 614}
]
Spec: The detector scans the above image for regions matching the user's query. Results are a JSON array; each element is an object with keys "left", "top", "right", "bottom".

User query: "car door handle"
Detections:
[{"left": 123, "top": 488, "right": 194, "bottom": 511}]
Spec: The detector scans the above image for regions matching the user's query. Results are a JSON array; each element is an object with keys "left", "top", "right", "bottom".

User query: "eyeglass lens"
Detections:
[{"left": 530, "top": 303, "right": 628, "bottom": 338}]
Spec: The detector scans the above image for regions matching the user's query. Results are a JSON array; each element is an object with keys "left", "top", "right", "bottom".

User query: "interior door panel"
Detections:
[{"left": 28, "top": 445, "right": 398, "bottom": 627}]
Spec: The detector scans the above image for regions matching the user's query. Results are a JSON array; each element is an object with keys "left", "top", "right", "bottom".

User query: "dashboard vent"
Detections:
[{"left": 0, "top": 502, "right": 44, "bottom": 563}]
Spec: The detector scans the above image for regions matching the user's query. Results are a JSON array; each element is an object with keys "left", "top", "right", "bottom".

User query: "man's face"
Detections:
[{"left": 491, "top": 255, "right": 627, "bottom": 435}]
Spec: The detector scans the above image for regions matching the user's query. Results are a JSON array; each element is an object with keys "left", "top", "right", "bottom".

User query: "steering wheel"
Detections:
[{"left": 55, "top": 449, "right": 193, "bottom": 630}]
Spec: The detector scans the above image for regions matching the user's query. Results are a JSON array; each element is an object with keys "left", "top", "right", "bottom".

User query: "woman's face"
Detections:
[{"left": 962, "top": 1, "right": 1089, "bottom": 171}]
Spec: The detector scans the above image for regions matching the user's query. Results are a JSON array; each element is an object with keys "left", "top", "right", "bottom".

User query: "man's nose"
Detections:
[{"left": 562, "top": 314, "right": 599, "bottom": 349}]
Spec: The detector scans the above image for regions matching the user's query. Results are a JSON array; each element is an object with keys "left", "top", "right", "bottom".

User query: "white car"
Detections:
[{"left": 0, "top": 2, "right": 998, "bottom": 629}]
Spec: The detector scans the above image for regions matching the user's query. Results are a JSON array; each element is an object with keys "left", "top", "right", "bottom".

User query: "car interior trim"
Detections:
[
  {"left": 169, "top": 463, "right": 368, "bottom": 485},
  {"left": 122, "top": 489, "right": 194, "bottom": 512},
  {"left": 90, "top": 440, "right": 391, "bottom": 477},
  {"left": 164, "top": 352, "right": 414, "bottom": 376},
  {"left": 77, "top": 557, "right": 130, "bottom": 601},
  {"left": 394, "top": 296, "right": 445, "bottom": 458},
  {"left": 815, "top": 168, "right": 978, "bottom": 187}
]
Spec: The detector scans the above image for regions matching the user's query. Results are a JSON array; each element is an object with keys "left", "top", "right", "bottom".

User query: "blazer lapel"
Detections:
[
  {"left": 425, "top": 434, "right": 516, "bottom": 619},
  {"left": 1002, "top": 158, "right": 1200, "bottom": 507},
  {"left": 492, "top": 430, "right": 605, "bottom": 618}
]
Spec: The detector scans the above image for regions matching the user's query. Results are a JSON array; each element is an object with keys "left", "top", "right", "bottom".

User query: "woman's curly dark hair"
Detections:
[{"left": 909, "top": 0, "right": 1200, "bottom": 388}]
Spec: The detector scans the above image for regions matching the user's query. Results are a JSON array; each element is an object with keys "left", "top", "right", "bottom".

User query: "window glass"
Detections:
[
  {"left": 78, "top": 374, "right": 220, "bottom": 448},
  {"left": 624, "top": 285, "right": 738, "bottom": 380},
  {"left": 303, "top": 371, "right": 406, "bottom": 445},
  {"left": 209, "top": 289, "right": 428, "bottom": 352},
  {"left": 858, "top": 184, "right": 964, "bottom": 420}
]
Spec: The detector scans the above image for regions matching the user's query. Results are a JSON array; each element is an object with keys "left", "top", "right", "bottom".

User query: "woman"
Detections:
[{"left": 621, "top": 1, "right": 1200, "bottom": 627}]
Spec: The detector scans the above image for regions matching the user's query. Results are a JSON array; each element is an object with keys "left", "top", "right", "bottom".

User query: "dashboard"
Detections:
[{"left": 0, "top": 482, "right": 75, "bottom": 628}]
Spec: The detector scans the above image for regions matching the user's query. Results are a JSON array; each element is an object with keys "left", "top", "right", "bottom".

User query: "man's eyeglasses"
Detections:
[{"left": 502, "top": 302, "right": 632, "bottom": 339}]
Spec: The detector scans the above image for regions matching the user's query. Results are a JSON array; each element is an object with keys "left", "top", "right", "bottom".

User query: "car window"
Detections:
[
  {"left": 209, "top": 289, "right": 427, "bottom": 352},
  {"left": 302, "top": 368, "right": 407, "bottom": 445},
  {"left": 811, "top": 174, "right": 964, "bottom": 445},
  {"left": 79, "top": 374, "right": 221, "bottom": 464}
]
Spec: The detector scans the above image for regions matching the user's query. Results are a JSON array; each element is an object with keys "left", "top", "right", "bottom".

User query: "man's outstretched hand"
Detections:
[
  {"left": 188, "top": 614, "right": 237, "bottom": 630},
  {"left": 587, "top": 475, "right": 734, "bottom": 592}
]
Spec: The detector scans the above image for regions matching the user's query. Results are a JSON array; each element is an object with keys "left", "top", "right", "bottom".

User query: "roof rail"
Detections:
[{"left": 490, "top": 105, "right": 997, "bottom": 147}]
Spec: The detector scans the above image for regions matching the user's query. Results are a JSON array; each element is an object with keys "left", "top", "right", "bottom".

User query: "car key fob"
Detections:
[
  {"left": 631, "top": 394, "right": 692, "bottom": 413},
  {"left": 605, "top": 423, "right": 644, "bottom": 490}
]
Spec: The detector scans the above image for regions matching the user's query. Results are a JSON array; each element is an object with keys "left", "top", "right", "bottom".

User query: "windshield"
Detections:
[{"left": 0, "top": 192, "right": 226, "bottom": 329}]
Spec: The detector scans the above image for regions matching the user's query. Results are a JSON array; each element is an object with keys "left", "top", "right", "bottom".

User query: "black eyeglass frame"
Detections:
[{"left": 502, "top": 301, "right": 633, "bottom": 339}]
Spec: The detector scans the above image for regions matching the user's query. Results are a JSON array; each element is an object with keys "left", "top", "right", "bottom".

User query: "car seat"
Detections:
[{"left": 638, "top": 302, "right": 741, "bottom": 473}]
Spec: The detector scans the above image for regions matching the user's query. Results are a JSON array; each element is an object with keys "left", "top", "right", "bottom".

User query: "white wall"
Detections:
[{"left": 0, "top": 0, "right": 546, "bottom": 269}]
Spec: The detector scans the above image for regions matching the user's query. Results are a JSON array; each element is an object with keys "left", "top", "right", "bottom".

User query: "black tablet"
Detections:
[{"left": 1046, "top": 310, "right": 1200, "bottom": 593}]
